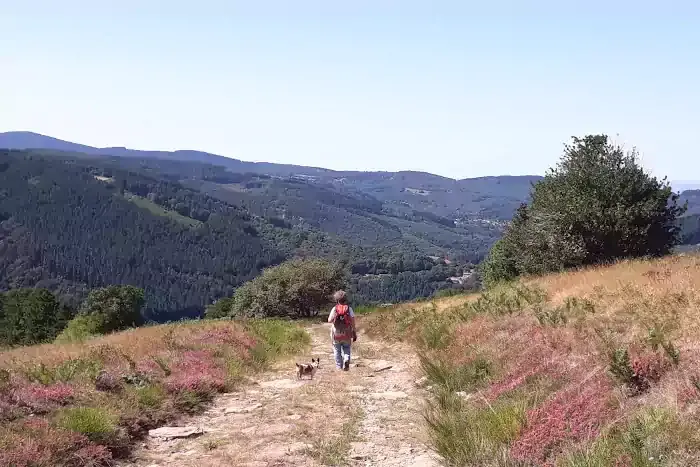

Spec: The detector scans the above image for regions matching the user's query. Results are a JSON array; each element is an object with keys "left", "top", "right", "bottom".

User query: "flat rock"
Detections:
[
  {"left": 370, "top": 391, "right": 408, "bottom": 400},
  {"left": 347, "top": 385, "right": 366, "bottom": 392},
  {"left": 258, "top": 378, "right": 305, "bottom": 390},
  {"left": 223, "top": 402, "right": 262, "bottom": 414},
  {"left": 148, "top": 426, "right": 204, "bottom": 440}
]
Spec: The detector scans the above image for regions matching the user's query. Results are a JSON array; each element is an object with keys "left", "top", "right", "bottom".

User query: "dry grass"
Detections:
[{"left": 361, "top": 253, "right": 700, "bottom": 466}]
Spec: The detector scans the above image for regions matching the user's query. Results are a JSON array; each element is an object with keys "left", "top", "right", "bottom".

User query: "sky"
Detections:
[{"left": 2, "top": 1, "right": 699, "bottom": 180}]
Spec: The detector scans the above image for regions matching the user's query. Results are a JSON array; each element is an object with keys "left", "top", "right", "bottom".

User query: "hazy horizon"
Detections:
[{"left": 2, "top": 2, "right": 699, "bottom": 180}]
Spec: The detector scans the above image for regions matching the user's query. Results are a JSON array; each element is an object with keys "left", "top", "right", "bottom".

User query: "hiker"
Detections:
[{"left": 328, "top": 290, "right": 357, "bottom": 371}]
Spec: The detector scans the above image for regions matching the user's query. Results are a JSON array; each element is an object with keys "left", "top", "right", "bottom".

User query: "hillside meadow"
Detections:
[
  {"left": 0, "top": 319, "right": 309, "bottom": 466},
  {"left": 361, "top": 252, "right": 700, "bottom": 466}
]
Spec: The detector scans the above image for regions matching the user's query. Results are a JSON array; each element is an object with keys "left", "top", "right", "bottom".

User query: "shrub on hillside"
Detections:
[
  {"left": 55, "top": 314, "right": 105, "bottom": 343},
  {"left": 481, "top": 135, "right": 686, "bottom": 287},
  {"left": 0, "top": 288, "right": 74, "bottom": 346},
  {"left": 58, "top": 286, "right": 145, "bottom": 341},
  {"left": 207, "top": 258, "right": 345, "bottom": 318}
]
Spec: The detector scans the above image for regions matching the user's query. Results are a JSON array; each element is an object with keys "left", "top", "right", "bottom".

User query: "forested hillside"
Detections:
[
  {"left": 0, "top": 150, "right": 291, "bottom": 318},
  {"left": 0, "top": 131, "right": 539, "bottom": 219},
  {"left": 1, "top": 135, "right": 698, "bottom": 320},
  {"left": 0, "top": 149, "right": 487, "bottom": 318}
]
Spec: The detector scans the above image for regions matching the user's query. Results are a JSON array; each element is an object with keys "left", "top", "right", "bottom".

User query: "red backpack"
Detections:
[{"left": 332, "top": 304, "right": 352, "bottom": 341}]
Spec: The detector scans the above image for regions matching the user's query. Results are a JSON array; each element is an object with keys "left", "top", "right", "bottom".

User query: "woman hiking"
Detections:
[{"left": 327, "top": 290, "right": 357, "bottom": 371}]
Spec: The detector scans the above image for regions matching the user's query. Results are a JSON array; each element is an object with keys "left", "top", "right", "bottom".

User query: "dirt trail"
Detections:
[{"left": 124, "top": 324, "right": 441, "bottom": 467}]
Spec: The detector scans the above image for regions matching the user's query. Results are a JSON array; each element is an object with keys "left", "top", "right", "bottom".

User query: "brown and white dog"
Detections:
[{"left": 295, "top": 358, "right": 320, "bottom": 379}]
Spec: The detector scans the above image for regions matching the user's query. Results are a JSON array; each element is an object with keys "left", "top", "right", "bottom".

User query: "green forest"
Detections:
[
  {"left": 0, "top": 149, "right": 487, "bottom": 319},
  {"left": 1, "top": 142, "right": 698, "bottom": 326}
]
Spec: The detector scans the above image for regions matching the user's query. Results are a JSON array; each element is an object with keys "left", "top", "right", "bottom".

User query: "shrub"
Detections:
[
  {"left": 534, "top": 296, "right": 596, "bottom": 326},
  {"left": 420, "top": 354, "right": 492, "bottom": 393},
  {"left": 0, "top": 419, "right": 112, "bottom": 467},
  {"left": 243, "top": 318, "right": 311, "bottom": 361},
  {"left": 0, "top": 288, "right": 73, "bottom": 346},
  {"left": 13, "top": 383, "right": 74, "bottom": 411},
  {"left": 564, "top": 408, "right": 700, "bottom": 467},
  {"left": 510, "top": 376, "right": 614, "bottom": 464},
  {"left": 164, "top": 350, "right": 226, "bottom": 396},
  {"left": 55, "top": 314, "right": 106, "bottom": 343},
  {"left": 481, "top": 135, "right": 686, "bottom": 285},
  {"left": 77, "top": 285, "right": 145, "bottom": 334},
  {"left": 464, "top": 283, "right": 547, "bottom": 317},
  {"left": 135, "top": 384, "right": 167, "bottom": 409},
  {"left": 425, "top": 389, "right": 527, "bottom": 466},
  {"left": 212, "top": 258, "right": 345, "bottom": 318},
  {"left": 608, "top": 348, "right": 670, "bottom": 395},
  {"left": 55, "top": 407, "right": 118, "bottom": 444}
]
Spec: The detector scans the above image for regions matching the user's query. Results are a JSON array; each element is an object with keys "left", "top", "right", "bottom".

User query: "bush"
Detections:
[
  {"left": 210, "top": 258, "right": 345, "bottom": 318},
  {"left": 75, "top": 286, "right": 145, "bottom": 334},
  {"left": 420, "top": 354, "right": 492, "bottom": 393},
  {"left": 424, "top": 389, "right": 527, "bottom": 466},
  {"left": 244, "top": 319, "right": 311, "bottom": 357},
  {"left": 55, "top": 407, "right": 118, "bottom": 444},
  {"left": 482, "top": 135, "right": 686, "bottom": 286},
  {"left": 55, "top": 314, "right": 105, "bottom": 342},
  {"left": 0, "top": 288, "right": 73, "bottom": 346}
]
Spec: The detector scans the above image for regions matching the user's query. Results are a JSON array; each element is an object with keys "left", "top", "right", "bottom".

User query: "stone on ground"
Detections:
[{"left": 147, "top": 426, "right": 204, "bottom": 440}]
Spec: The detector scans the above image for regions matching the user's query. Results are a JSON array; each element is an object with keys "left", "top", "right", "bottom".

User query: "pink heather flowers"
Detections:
[
  {"left": 11, "top": 383, "right": 74, "bottom": 412},
  {"left": 165, "top": 350, "right": 226, "bottom": 395},
  {"left": 510, "top": 375, "right": 614, "bottom": 464},
  {"left": 0, "top": 419, "right": 112, "bottom": 467}
]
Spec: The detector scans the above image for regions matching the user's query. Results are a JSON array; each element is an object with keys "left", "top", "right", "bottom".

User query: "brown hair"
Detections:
[{"left": 333, "top": 290, "right": 348, "bottom": 304}]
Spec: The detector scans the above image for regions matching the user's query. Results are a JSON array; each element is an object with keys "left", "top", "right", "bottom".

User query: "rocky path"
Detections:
[{"left": 124, "top": 323, "right": 441, "bottom": 467}]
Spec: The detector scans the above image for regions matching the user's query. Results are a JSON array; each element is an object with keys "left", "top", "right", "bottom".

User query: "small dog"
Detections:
[{"left": 295, "top": 358, "right": 320, "bottom": 379}]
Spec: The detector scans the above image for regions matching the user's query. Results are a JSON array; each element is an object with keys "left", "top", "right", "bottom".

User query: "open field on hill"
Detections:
[
  {"left": 4, "top": 253, "right": 700, "bottom": 467},
  {"left": 361, "top": 252, "right": 700, "bottom": 466}
]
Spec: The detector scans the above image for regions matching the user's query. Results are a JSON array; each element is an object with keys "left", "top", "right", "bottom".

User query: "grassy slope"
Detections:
[
  {"left": 124, "top": 193, "right": 203, "bottom": 228},
  {"left": 360, "top": 253, "right": 700, "bottom": 466},
  {"left": 0, "top": 319, "right": 309, "bottom": 466}
]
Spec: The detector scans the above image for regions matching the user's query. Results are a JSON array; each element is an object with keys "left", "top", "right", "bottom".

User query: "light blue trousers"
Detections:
[{"left": 332, "top": 341, "right": 352, "bottom": 368}]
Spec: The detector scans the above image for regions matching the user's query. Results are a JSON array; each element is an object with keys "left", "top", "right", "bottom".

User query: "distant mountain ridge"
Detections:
[
  {"left": 0, "top": 131, "right": 542, "bottom": 220},
  {"left": 0, "top": 130, "right": 532, "bottom": 181}
]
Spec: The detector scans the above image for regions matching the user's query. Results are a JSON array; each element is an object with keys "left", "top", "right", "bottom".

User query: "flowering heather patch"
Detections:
[
  {"left": 630, "top": 351, "right": 668, "bottom": 385},
  {"left": 164, "top": 350, "right": 227, "bottom": 395},
  {"left": 486, "top": 363, "right": 550, "bottom": 402},
  {"left": 13, "top": 382, "right": 74, "bottom": 408},
  {"left": 509, "top": 374, "right": 615, "bottom": 465},
  {"left": 0, "top": 319, "right": 309, "bottom": 464},
  {"left": 0, "top": 418, "right": 112, "bottom": 467},
  {"left": 135, "top": 356, "right": 166, "bottom": 377}
]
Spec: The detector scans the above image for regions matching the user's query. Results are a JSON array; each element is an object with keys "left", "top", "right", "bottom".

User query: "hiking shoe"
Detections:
[{"left": 343, "top": 360, "right": 350, "bottom": 371}]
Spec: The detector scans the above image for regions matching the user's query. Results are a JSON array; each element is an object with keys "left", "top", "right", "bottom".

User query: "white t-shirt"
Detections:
[{"left": 328, "top": 305, "right": 355, "bottom": 340}]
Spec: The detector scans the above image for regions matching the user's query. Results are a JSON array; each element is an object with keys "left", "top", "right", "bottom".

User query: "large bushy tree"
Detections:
[
  {"left": 481, "top": 135, "right": 686, "bottom": 287},
  {"left": 0, "top": 288, "right": 73, "bottom": 346},
  {"left": 77, "top": 285, "right": 145, "bottom": 333},
  {"left": 207, "top": 258, "right": 345, "bottom": 319}
]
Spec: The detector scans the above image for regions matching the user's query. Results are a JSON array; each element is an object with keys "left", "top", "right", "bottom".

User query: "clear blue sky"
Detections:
[{"left": 2, "top": 1, "right": 699, "bottom": 180}]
